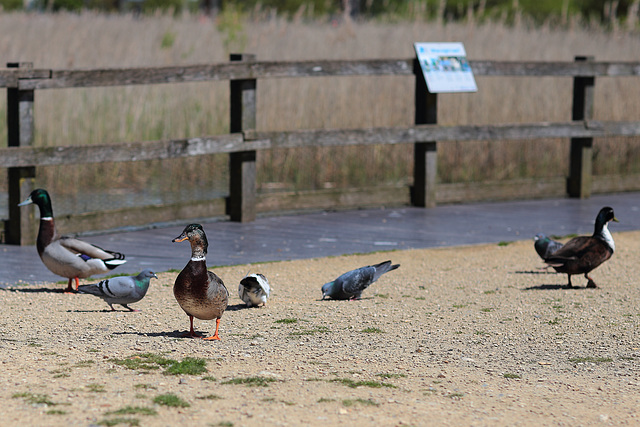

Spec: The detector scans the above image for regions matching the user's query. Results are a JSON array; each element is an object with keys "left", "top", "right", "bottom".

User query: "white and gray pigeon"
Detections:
[
  {"left": 321, "top": 260, "right": 400, "bottom": 300},
  {"left": 78, "top": 269, "right": 158, "bottom": 311},
  {"left": 534, "top": 233, "right": 564, "bottom": 260},
  {"left": 238, "top": 273, "right": 271, "bottom": 307}
]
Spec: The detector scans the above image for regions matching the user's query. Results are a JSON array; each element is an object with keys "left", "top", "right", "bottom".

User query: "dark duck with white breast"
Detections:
[{"left": 544, "top": 206, "right": 618, "bottom": 288}]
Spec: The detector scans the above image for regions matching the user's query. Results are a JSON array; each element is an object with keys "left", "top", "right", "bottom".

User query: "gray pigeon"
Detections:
[
  {"left": 78, "top": 269, "right": 157, "bottom": 311},
  {"left": 534, "top": 233, "right": 563, "bottom": 260},
  {"left": 321, "top": 260, "right": 400, "bottom": 300},
  {"left": 238, "top": 273, "right": 271, "bottom": 307}
]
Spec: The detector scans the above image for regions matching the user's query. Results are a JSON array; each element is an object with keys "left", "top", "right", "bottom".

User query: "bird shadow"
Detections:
[
  {"left": 0, "top": 286, "right": 70, "bottom": 294},
  {"left": 225, "top": 303, "right": 253, "bottom": 311},
  {"left": 112, "top": 330, "right": 210, "bottom": 339},
  {"left": 65, "top": 308, "right": 137, "bottom": 313},
  {"left": 523, "top": 284, "right": 582, "bottom": 291}
]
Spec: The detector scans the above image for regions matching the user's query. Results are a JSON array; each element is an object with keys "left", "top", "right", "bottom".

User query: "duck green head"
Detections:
[{"left": 18, "top": 188, "right": 54, "bottom": 218}]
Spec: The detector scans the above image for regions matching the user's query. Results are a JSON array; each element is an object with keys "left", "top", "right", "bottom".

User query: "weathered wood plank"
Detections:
[
  {"left": 1, "top": 120, "right": 640, "bottom": 169},
  {"left": 469, "top": 61, "right": 640, "bottom": 77},
  {"left": 10, "top": 60, "right": 640, "bottom": 89},
  {"left": 256, "top": 186, "right": 411, "bottom": 213},
  {"left": 0, "top": 134, "right": 268, "bottom": 167},
  {"left": 246, "top": 120, "right": 640, "bottom": 148}
]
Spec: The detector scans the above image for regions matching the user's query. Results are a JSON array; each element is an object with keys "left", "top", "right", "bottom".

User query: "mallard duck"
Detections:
[
  {"left": 322, "top": 260, "right": 400, "bottom": 300},
  {"left": 78, "top": 269, "right": 157, "bottom": 311},
  {"left": 18, "top": 188, "right": 126, "bottom": 292},
  {"left": 238, "top": 273, "right": 270, "bottom": 307},
  {"left": 534, "top": 233, "right": 563, "bottom": 260},
  {"left": 172, "top": 224, "right": 229, "bottom": 340},
  {"left": 544, "top": 206, "right": 618, "bottom": 288}
]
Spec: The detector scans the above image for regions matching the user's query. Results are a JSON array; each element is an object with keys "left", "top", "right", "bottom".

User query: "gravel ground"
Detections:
[{"left": 1, "top": 231, "right": 639, "bottom": 426}]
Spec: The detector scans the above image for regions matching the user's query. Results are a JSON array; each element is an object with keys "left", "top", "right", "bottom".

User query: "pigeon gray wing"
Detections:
[{"left": 340, "top": 266, "right": 376, "bottom": 296}]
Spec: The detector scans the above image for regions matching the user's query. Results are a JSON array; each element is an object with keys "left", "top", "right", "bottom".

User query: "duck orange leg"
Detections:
[
  {"left": 64, "top": 277, "right": 79, "bottom": 293},
  {"left": 181, "top": 315, "right": 201, "bottom": 338},
  {"left": 203, "top": 318, "right": 222, "bottom": 341}
]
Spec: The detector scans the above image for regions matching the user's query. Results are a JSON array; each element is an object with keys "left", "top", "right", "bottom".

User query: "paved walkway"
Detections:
[{"left": 2, "top": 192, "right": 639, "bottom": 285}]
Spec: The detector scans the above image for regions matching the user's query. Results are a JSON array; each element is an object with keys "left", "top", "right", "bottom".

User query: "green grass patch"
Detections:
[
  {"left": 74, "top": 360, "right": 95, "bottom": 367},
  {"left": 289, "top": 326, "right": 329, "bottom": 336},
  {"left": 375, "top": 293, "right": 389, "bottom": 298},
  {"left": 503, "top": 373, "right": 521, "bottom": 379},
  {"left": 153, "top": 393, "right": 190, "bottom": 408},
  {"left": 197, "top": 394, "right": 223, "bottom": 400},
  {"left": 569, "top": 356, "right": 613, "bottom": 364},
  {"left": 377, "top": 373, "right": 406, "bottom": 379},
  {"left": 12, "top": 392, "right": 58, "bottom": 406},
  {"left": 342, "top": 398, "right": 379, "bottom": 407},
  {"left": 86, "top": 383, "right": 106, "bottom": 393},
  {"left": 360, "top": 327, "right": 384, "bottom": 333},
  {"left": 97, "top": 417, "right": 140, "bottom": 426},
  {"left": 110, "top": 353, "right": 207, "bottom": 375},
  {"left": 330, "top": 378, "right": 396, "bottom": 389},
  {"left": 497, "top": 241, "right": 512, "bottom": 246},
  {"left": 480, "top": 308, "right": 494, "bottom": 312},
  {"left": 221, "top": 376, "right": 277, "bottom": 387},
  {"left": 201, "top": 376, "right": 216, "bottom": 381},
  {"left": 106, "top": 406, "right": 157, "bottom": 416},
  {"left": 45, "top": 409, "right": 67, "bottom": 415},
  {"left": 548, "top": 317, "right": 561, "bottom": 325},
  {"left": 133, "top": 384, "right": 157, "bottom": 390}
]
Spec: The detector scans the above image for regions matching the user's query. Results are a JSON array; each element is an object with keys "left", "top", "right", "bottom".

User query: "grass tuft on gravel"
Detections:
[
  {"left": 153, "top": 393, "right": 190, "bottom": 408},
  {"left": 105, "top": 406, "right": 158, "bottom": 416},
  {"left": 12, "top": 392, "right": 59, "bottom": 406},
  {"left": 110, "top": 353, "right": 207, "bottom": 375},
  {"left": 330, "top": 378, "right": 397, "bottom": 389},
  {"left": 222, "top": 376, "right": 277, "bottom": 387},
  {"left": 97, "top": 417, "right": 140, "bottom": 426}
]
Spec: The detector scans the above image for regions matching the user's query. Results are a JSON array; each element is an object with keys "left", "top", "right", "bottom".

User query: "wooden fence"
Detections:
[{"left": 2, "top": 55, "right": 640, "bottom": 245}]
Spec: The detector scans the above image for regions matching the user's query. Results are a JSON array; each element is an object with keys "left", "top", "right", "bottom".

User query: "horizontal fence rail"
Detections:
[
  {"left": 3, "top": 59, "right": 640, "bottom": 89},
  {"left": 2, "top": 120, "right": 640, "bottom": 168},
  {"left": 3, "top": 57, "right": 640, "bottom": 244}
]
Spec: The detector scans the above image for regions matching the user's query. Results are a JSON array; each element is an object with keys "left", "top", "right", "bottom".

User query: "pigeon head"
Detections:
[
  {"left": 321, "top": 281, "right": 334, "bottom": 300},
  {"left": 138, "top": 269, "right": 158, "bottom": 280}
]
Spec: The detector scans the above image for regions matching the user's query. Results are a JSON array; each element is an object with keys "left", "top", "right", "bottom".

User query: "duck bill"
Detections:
[
  {"left": 613, "top": 217, "right": 619, "bottom": 223},
  {"left": 17, "top": 196, "right": 33, "bottom": 207},
  {"left": 172, "top": 234, "right": 188, "bottom": 243}
]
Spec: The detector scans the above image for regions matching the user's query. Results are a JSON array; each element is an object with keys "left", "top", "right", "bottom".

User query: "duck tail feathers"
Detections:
[{"left": 104, "top": 258, "right": 127, "bottom": 270}]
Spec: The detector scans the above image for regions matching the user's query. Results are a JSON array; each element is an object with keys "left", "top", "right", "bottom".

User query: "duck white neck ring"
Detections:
[{"left": 191, "top": 256, "right": 206, "bottom": 262}]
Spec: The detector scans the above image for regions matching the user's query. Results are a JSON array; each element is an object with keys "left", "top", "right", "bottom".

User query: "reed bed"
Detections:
[{"left": 1, "top": 12, "right": 640, "bottom": 214}]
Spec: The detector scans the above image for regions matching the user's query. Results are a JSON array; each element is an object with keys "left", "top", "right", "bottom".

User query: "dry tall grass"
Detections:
[{"left": 1, "top": 12, "right": 639, "bottom": 214}]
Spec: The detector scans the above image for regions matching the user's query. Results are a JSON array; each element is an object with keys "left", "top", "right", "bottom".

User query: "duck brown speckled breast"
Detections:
[{"left": 174, "top": 259, "right": 229, "bottom": 321}]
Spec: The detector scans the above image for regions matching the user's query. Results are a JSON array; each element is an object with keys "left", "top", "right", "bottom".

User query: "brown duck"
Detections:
[
  {"left": 544, "top": 206, "right": 618, "bottom": 288},
  {"left": 172, "top": 224, "right": 228, "bottom": 340},
  {"left": 18, "top": 189, "right": 126, "bottom": 292}
]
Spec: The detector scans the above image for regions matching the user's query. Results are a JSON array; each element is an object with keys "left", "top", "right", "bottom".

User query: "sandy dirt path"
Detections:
[{"left": 0, "top": 231, "right": 639, "bottom": 426}]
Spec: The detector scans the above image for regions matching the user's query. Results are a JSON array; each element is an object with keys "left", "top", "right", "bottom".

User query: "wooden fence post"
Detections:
[
  {"left": 5, "top": 62, "right": 36, "bottom": 245},
  {"left": 412, "top": 58, "right": 438, "bottom": 208},
  {"left": 227, "top": 54, "right": 257, "bottom": 222},
  {"left": 567, "top": 56, "right": 595, "bottom": 199}
]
